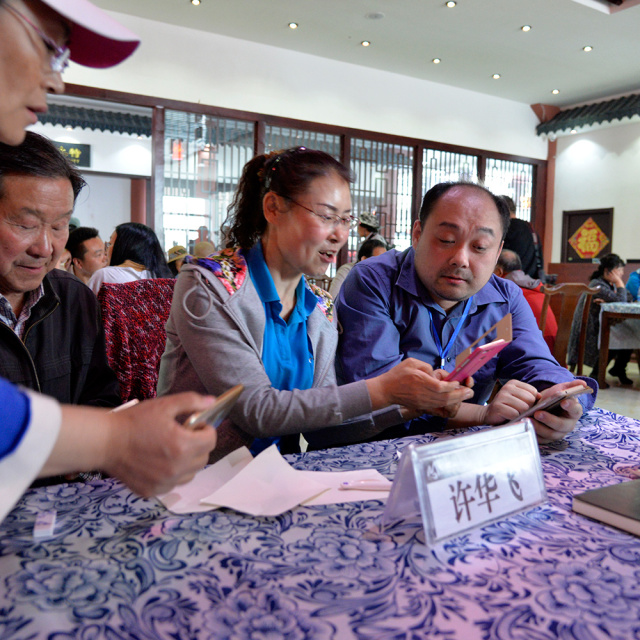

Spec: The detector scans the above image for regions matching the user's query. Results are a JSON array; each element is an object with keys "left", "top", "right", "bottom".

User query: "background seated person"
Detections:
[
  {"left": 568, "top": 253, "right": 633, "bottom": 385},
  {"left": 329, "top": 237, "right": 387, "bottom": 298},
  {"left": 500, "top": 195, "right": 544, "bottom": 281},
  {"left": 357, "top": 211, "right": 388, "bottom": 248},
  {"left": 88, "top": 222, "right": 172, "bottom": 295},
  {"left": 193, "top": 240, "right": 216, "bottom": 258},
  {"left": 494, "top": 249, "right": 557, "bottom": 350},
  {"left": 158, "top": 148, "right": 473, "bottom": 461},
  {"left": 626, "top": 266, "right": 640, "bottom": 301},
  {"left": 336, "top": 182, "right": 596, "bottom": 444},
  {"left": 54, "top": 248, "right": 71, "bottom": 271},
  {"left": 167, "top": 244, "right": 188, "bottom": 277},
  {"left": 0, "top": 132, "right": 119, "bottom": 406},
  {"left": 66, "top": 226, "right": 107, "bottom": 285}
]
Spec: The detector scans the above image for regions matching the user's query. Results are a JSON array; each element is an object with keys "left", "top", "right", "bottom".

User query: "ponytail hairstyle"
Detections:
[
  {"left": 224, "top": 147, "right": 354, "bottom": 249},
  {"left": 110, "top": 222, "right": 172, "bottom": 278},
  {"left": 590, "top": 253, "right": 625, "bottom": 282}
]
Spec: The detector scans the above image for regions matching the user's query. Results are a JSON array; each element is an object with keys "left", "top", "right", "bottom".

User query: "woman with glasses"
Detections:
[{"left": 158, "top": 147, "right": 473, "bottom": 460}]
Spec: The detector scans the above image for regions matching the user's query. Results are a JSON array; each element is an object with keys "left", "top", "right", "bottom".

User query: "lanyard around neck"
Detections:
[{"left": 427, "top": 295, "right": 474, "bottom": 369}]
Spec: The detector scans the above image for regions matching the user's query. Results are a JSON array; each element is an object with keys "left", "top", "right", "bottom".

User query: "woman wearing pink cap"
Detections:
[{"left": 0, "top": 0, "right": 218, "bottom": 521}]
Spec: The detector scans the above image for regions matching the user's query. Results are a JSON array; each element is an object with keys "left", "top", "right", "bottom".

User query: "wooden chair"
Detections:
[{"left": 539, "top": 283, "right": 600, "bottom": 374}]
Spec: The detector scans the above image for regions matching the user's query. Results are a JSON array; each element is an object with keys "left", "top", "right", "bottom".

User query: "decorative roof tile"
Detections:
[
  {"left": 536, "top": 93, "right": 640, "bottom": 136},
  {"left": 39, "top": 104, "right": 152, "bottom": 137}
]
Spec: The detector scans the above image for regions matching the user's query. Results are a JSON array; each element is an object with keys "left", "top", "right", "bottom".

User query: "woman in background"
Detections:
[
  {"left": 158, "top": 147, "right": 473, "bottom": 461},
  {"left": 88, "top": 222, "right": 172, "bottom": 294},
  {"left": 568, "top": 253, "right": 633, "bottom": 385}
]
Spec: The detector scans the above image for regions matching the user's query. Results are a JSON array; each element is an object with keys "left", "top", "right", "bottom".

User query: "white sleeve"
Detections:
[
  {"left": 0, "top": 391, "right": 62, "bottom": 524},
  {"left": 87, "top": 269, "right": 106, "bottom": 295}
]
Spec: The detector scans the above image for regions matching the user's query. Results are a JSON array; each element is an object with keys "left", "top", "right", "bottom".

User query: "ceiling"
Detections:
[{"left": 91, "top": 0, "right": 640, "bottom": 108}]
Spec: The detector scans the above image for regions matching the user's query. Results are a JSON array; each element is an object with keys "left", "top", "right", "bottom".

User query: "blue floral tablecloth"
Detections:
[{"left": 2, "top": 408, "right": 640, "bottom": 639}]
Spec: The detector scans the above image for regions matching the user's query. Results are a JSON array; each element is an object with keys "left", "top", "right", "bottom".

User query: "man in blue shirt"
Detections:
[{"left": 336, "top": 182, "right": 596, "bottom": 442}]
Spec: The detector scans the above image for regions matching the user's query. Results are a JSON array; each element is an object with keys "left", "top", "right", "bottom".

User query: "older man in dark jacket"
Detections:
[{"left": 0, "top": 132, "right": 119, "bottom": 406}]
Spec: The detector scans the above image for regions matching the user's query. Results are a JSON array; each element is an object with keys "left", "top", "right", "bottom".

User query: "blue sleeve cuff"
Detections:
[
  {"left": 575, "top": 375, "right": 598, "bottom": 412},
  {"left": 0, "top": 379, "right": 31, "bottom": 459}
]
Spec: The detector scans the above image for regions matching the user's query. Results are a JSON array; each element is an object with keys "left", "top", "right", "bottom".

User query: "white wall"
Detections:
[
  {"left": 63, "top": 12, "right": 546, "bottom": 160},
  {"left": 553, "top": 121, "right": 640, "bottom": 262},
  {"left": 29, "top": 123, "right": 152, "bottom": 176},
  {"left": 73, "top": 174, "right": 132, "bottom": 242}
]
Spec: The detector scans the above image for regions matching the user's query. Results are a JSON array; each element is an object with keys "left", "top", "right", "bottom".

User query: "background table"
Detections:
[
  {"left": 598, "top": 302, "right": 640, "bottom": 386},
  {"left": 2, "top": 408, "right": 640, "bottom": 639}
]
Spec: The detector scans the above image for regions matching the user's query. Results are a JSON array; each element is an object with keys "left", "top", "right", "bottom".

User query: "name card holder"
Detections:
[{"left": 381, "top": 419, "right": 547, "bottom": 546}]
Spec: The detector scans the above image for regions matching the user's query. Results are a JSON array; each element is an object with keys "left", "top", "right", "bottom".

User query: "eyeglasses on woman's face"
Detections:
[
  {"left": 283, "top": 196, "right": 356, "bottom": 230},
  {"left": 3, "top": 3, "right": 70, "bottom": 73}
]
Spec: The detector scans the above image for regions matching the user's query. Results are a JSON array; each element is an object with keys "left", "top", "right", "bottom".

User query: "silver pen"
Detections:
[{"left": 338, "top": 479, "right": 392, "bottom": 491}]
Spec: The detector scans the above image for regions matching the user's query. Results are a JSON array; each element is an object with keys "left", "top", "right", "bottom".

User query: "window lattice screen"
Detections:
[
  {"left": 264, "top": 126, "right": 341, "bottom": 158},
  {"left": 421, "top": 149, "right": 479, "bottom": 195},
  {"left": 483, "top": 159, "right": 534, "bottom": 222},
  {"left": 163, "top": 111, "right": 255, "bottom": 253},
  {"left": 350, "top": 139, "right": 414, "bottom": 255}
]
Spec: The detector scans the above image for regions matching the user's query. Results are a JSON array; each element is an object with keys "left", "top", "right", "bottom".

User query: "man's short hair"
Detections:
[
  {"left": 66, "top": 227, "right": 100, "bottom": 260},
  {"left": 419, "top": 182, "right": 511, "bottom": 241},
  {"left": 0, "top": 132, "right": 86, "bottom": 202},
  {"left": 358, "top": 237, "right": 387, "bottom": 261},
  {"left": 497, "top": 249, "right": 522, "bottom": 274}
]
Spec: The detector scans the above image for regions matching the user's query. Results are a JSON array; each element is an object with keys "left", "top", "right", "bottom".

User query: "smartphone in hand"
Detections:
[
  {"left": 515, "top": 384, "right": 593, "bottom": 420},
  {"left": 445, "top": 339, "right": 509, "bottom": 383},
  {"left": 185, "top": 384, "right": 244, "bottom": 429}
]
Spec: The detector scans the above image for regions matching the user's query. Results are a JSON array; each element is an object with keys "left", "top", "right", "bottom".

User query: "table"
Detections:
[
  {"left": 598, "top": 302, "right": 640, "bottom": 386},
  {"left": 2, "top": 408, "right": 640, "bottom": 639}
]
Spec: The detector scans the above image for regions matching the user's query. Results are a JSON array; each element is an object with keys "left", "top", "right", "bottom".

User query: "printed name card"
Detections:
[{"left": 381, "top": 419, "right": 546, "bottom": 546}]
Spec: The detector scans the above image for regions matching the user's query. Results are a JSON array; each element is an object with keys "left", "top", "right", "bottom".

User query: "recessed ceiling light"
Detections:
[
  {"left": 446, "top": 1, "right": 456, "bottom": 7},
  {"left": 432, "top": 58, "right": 441, "bottom": 64},
  {"left": 190, "top": 0, "right": 200, "bottom": 5},
  {"left": 551, "top": 89, "right": 560, "bottom": 95},
  {"left": 521, "top": 25, "right": 532, "bottom": 32},
  {"left": 361, "top": 40, "right": 371, "bottom": 47},
  {"left": 288, "top": 22, "right": 298, "bottom": 29},
  {"left": 571, "top": 129, "right": 577, "bottom": 134},
  {"left": 583, "top": 45, "right": 593, "bottom": 52},
  {"left": 492, "top": 73, "right": 501, "bottom": 80}
]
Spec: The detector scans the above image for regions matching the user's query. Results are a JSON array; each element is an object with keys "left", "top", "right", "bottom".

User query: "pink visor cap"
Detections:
[{"left": 39, "top": 0, "right": 140, "bottom": 68}]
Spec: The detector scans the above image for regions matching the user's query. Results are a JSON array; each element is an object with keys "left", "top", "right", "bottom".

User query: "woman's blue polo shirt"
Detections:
[{"left": 245, "top": 243, "right": 317, "bottom": 454}]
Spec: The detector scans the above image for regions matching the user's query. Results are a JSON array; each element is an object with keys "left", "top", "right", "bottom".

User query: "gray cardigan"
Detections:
[{"left": 158, "top": 257, "right": 403, "bottom": 461}]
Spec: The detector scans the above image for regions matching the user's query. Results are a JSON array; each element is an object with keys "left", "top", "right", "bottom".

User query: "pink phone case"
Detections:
[{"left": 445, "top": 339, "right": 509, "bottom": 383}]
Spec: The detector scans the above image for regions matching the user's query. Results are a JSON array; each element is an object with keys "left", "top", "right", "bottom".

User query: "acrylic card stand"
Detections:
[{"left": 381, "top": 419, "right": 547, "bottom": 546}]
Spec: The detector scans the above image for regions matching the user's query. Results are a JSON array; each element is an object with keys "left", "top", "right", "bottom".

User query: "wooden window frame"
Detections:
[{"left": 64, "top": 83, "right": 548, "bottom": 251}]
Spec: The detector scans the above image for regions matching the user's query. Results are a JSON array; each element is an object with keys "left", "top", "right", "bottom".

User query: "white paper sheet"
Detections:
[
  {"left": 157, "top": 445, "right": 392, "bottom": 517},
  {"left": 157, "top": 447, "right": 253, "bottom": 514},
  {"left": 200, "top": 445, "right": 329, "bottom": 516}
]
